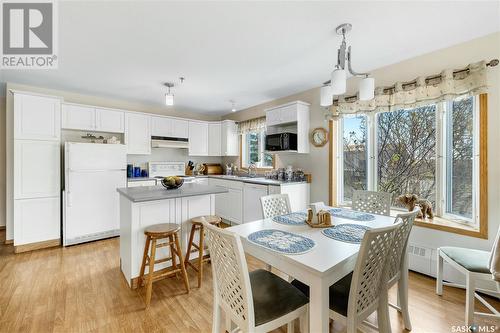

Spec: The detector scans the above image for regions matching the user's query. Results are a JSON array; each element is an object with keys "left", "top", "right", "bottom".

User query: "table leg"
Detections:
[{"left": 309, "top": 277, "right": 329, "bottom": 333}]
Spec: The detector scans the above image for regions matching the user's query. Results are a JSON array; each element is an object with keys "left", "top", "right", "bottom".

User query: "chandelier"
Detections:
[{"left": 320, "top": 23, "right": 375, "bottom": 107}]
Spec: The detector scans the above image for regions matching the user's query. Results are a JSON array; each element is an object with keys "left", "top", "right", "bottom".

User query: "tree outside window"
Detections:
[
  {"left": 377, "top": 105, "right": 437, "bottom": 207},
  {"left": 242, "top": 131, "right": 273, "bottom": 168},
  {"left": 339, "top": 95, "right": 478, "bottom": 224}
]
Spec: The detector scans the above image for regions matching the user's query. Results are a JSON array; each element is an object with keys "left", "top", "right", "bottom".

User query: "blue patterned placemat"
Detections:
[
  {"left": 272, "top": 212, "right": 307, "bottom": 225},
  {"left": 247, "top": 229, "right": 315, "bottom": 254},
  {"left": 321, "top": 224, "right": 371, "bottom": 244},
  {"left": 326, "top": 208, "right": 375, "bottom": 222},
  {"left": 272, "top": 207, "right": 375, "bottom": 225}
]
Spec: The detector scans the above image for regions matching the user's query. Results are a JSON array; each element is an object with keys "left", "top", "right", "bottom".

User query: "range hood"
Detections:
[{"left": 151, "top": 136, "right": 189, "bottom": 149}]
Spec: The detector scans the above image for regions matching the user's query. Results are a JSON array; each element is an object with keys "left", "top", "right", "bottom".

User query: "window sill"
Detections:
[{"left": 390, "top": 210, "right": 487, "bottom": 239}]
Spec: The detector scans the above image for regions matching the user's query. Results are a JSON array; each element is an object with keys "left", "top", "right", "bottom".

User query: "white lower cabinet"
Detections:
[
  {"left": 243, "top": 183, "right": 268, "bottom": 223},
  {"left": 209, "top": 178, "right": 243, "bottom": 224},
  {"left": 14, "top": 197, "right": 60, "bottom": 246},
  {"left": 14, "top": 140, "right": 60, "bottom": 199},
  {"left": 269, "top": 183, "right": 310, "bottom": 212},
  {"left": 227, "top": 188, "right": 243, "bottom": 224},
  {"left": 119, "top": 194, "right": 215, "bottom": 286},
  {"left": 210, "top": 178, "right": 309, "bottom": 225}
]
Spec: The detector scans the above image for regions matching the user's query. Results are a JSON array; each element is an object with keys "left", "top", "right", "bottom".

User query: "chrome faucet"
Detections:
[{"left": 248, "top": 162, "right": 257, "bottom": 178}]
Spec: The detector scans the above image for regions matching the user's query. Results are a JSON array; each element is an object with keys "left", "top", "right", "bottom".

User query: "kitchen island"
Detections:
[{"left": 117, "top": 183, "right": 227, "bottom": 288}]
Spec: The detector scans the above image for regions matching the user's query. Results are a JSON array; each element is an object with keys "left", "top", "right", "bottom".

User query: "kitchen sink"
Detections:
[{"left": 219, "top": 175, "right": 251, "bottom": 179}]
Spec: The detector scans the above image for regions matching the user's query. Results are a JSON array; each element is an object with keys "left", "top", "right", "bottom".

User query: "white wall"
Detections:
[{"left": 224, "top": 32, "right": 500, "bottom": 253}]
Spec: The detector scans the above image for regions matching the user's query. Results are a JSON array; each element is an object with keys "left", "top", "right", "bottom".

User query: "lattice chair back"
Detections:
[
  {"left": 203, "top": 222, "right": 255, "bottom": 330},
  {"left": 260, "top": 194, "right": 291, "bottom": 219},
  {"left": 347, "top": 223, "right": 399, "bottom": 322},
  {"left": 386, "top": 208, "right": 419, "bottom": 285},
  {"left": 352, "top": 190, "right": 392, "bottom": 216}
]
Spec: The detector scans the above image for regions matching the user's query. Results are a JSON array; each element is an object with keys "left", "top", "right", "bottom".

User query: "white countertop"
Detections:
[{"left": 117, "top": 183, "right": 228, "bottom": 202}]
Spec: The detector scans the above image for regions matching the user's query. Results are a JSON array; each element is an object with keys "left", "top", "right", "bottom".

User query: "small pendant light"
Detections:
[{"left": 164, "top": 82, "right": 174, "bottom": 106}]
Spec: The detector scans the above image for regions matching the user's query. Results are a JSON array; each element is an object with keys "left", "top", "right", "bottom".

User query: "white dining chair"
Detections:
[
  {"left": 292, "top": 222, "right": 400, "bottom": 333},
  {"left": 260, "top": 194, "right": 291, "bottom": 219},
  {"left": 204, "top": 221, "right": 309, "bottom": 333},
  {"left": 436, "top": 227, "right": 500, "bottom": 327},
  {"left": 362, "top": 208, "right": 419, "bottom": 332},
  {"left": 352, "top": 190, "right": 392, "bottom": 216}
]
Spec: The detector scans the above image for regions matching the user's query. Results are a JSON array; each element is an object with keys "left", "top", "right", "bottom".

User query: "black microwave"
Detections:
[{"left": 265, "top": 133, "right": 297, "bottom": 151}]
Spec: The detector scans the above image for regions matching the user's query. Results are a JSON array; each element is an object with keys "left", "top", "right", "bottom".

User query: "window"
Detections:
[
  {"left": 377, "top": 105, "right": 437, "bottom": 207},
  {"left": 337, "top": 95, "right": 481, "bottom": 225},
  {"left": 445, "top": 97, "right": 476, "bottom": 219},
  {"left": 241, "top": 130, "right": 274, "bottom": 168},
  {"left": 341, "top": 115, "right": 368, "bottom": 201}
]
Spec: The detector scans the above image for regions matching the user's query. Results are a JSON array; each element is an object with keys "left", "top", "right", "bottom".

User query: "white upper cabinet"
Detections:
[
  {"left": 14, "top": 93, "right": 61, "bottom": 141},
  {"left": 208, "top": 122, "right": 222, "bottom": 156},
  {"left": 265, "top": 108, "right": 282, "bottom": 127},
  {"left": 62, "top": 103, "right": 125, "bottom": 133},
  {"left": 265, "top": 101, "right": 310, "bottom": 153},
  {"left": 62, "top": 103, "right": 95, "bottom": 131},
  {"left": 188, "top": 121, "right": 209, "bottom": 156},
  {"left": 265, "top": 101, "right": 307, "bottom": 127},
  {"left": 172, "top": 119, "right": 188, "bottom": 139},
  {"left": 125, "top": 113, "right": 151, "bottom": 155},
  {"left": 95, "top": 108, "right": 124, "bottom": 133},
  {"left": 221, "top": 120, "right": 239, "bottom": 156},
  {"left": 151, "top": 116, "right": 172, "bottom": 137},
  {"left": 151, "top": 116, "right": 188, "bottom": 138}
]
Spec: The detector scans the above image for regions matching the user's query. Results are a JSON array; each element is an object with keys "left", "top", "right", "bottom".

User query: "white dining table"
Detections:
[{"left": 227, "top": 211, "right": 396, "bottom": 333}]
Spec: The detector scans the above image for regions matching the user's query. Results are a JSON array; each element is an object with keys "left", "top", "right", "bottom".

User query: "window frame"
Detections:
[
  {"left": 335, "top": 94, "right": 486, "bottom": 234},
  {"left": 240, "top": 130, "right": 275, "bottom": 170}
]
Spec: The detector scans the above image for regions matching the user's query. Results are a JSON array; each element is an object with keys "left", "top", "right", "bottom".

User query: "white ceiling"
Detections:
[{"left": 2, "top": 1, "right": 499, "bottom": 115}]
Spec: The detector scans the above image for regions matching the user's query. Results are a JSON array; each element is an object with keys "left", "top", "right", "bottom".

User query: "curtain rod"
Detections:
[{"left": 330, "top": 59, "right": 498, "bottom": 103}]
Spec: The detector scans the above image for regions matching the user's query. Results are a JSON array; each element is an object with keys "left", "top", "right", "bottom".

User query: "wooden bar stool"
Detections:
[
  {"left": 138, "top": 223, "right": 190, "bottom": 308},
  {"left": 184, "top": 215, "right": 222, "bottom": 288}
]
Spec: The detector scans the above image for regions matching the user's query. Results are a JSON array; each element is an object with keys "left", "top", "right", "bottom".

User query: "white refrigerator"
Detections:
[{"left": 63, "top": 142, "right": 127, "bottom": 246}]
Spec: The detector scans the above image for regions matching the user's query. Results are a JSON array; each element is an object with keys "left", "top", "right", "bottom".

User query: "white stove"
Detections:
[{"left": 148, "top": 162, "right": 196, "bottom": 183}]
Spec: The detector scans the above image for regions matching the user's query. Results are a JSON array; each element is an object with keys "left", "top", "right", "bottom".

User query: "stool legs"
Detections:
[
  {"left": 139, "top": 231, "right": 190, "bottom": 309},
  {"left": 145, "top": 238, "right": 157, "bottom": 308},
  {"left": 185, "top": 224, "right": 197, "bottom": 266},
  {"left": 197, "top": 225, "right": 205, "bottom": 288},
  {"left": 139, "top": 236, "right": 151, "bottom": 285},
  {"left": 174, "top": 233, "right": 190, "bottom": 293},
  {"left": 185, "top": 223, "right": 207, "bottom": 288}
]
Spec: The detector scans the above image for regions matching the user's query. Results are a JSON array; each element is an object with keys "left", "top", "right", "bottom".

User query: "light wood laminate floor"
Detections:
[{"left": 0, "top": 231, "right": 498, "bottom": 333}]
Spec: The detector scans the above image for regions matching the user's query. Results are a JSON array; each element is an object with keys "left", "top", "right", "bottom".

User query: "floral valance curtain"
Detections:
[
  {"left": 238, "top": 116, "right": 266, "bottom": 134},
  {"left": 330, "top": 60, "right": 488, "bottom": 116}
]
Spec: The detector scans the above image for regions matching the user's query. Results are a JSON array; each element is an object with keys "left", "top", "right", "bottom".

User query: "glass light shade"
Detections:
[
  {"left": 165, "top": 93, "right": 174, "bottom": 106},
  {"left": 359, "top": 77, "right": 375, "bottom": 101},
  {"left": 320, "top": 85, "right": 333, "bottom": 107},
  {"left": 331, "top": 69, "right": 346, "bottom": 95}
]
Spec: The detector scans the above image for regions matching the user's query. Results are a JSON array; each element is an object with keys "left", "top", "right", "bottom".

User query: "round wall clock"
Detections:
[{"left": 311, "top": 127, "right": 329, "bottom": 147}]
